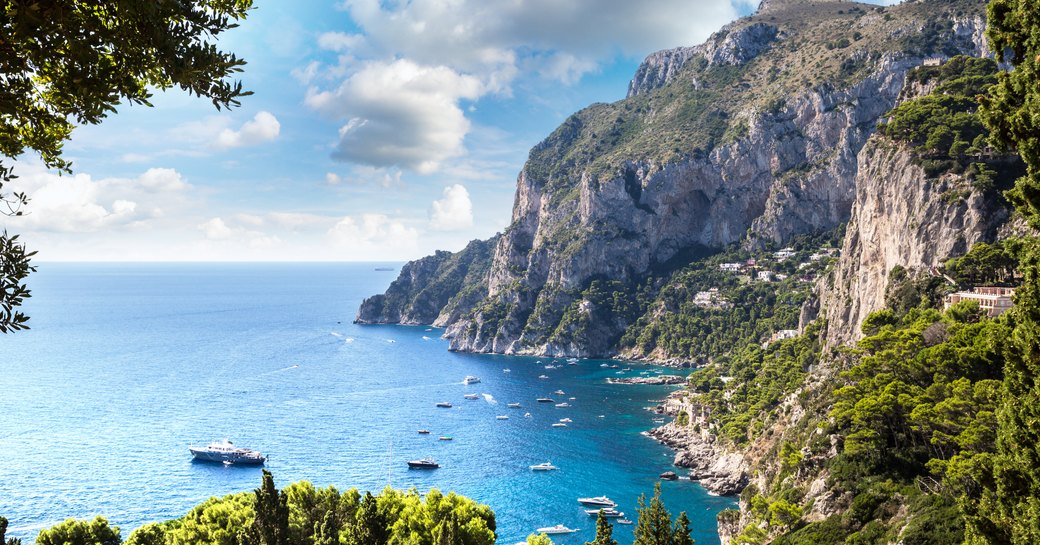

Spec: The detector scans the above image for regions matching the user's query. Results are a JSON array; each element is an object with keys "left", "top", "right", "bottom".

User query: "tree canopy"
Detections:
[{"left": 0, "top": 0, "right": 253, "bottom": 332}]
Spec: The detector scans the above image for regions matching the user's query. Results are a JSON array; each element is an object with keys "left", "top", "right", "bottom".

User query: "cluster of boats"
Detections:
[{"left": 534, "top": 496, "right": 632, "bottom": 535}]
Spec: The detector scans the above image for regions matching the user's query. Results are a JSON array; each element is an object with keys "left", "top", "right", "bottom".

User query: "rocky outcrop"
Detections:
[
  {"left": 821, "top": 140, "right": 1013, "bottom": 347},
  {"left": 649, "top": 424, "right": 748, "bottom": 495},
  {"left": 355, "top": 236, "right": 497, "bottom": 326}
]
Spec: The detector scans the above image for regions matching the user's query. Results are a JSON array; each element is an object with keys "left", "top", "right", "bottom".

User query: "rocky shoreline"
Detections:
[
  {"left": 607, "top": 375, "right": 686, "bottom": 385},
  {"left": 647, "top": 422, "right": 748, "bottom": 496}
]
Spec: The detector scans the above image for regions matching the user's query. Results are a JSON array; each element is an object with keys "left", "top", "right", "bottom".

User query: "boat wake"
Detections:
[
  {"left": 482, "top": 393, "right": 496, "bottom": 405},
  {"left": 330, "top": 331, "right": 343, "bottom": 338}
]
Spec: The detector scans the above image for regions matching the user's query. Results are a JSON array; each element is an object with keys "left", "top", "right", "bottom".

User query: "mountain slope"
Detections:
[{"left": 357, "top": 0, "right": 991, "bottom": 360}]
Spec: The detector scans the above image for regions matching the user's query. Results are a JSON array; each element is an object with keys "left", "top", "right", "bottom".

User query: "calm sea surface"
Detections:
[{"left": 0, "top": 263, "right": 734, "bottom": 544}]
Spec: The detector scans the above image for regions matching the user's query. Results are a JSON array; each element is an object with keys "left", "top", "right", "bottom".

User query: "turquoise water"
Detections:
[{"left": 0, "top": 263, "right": 734, "bottom": 543}]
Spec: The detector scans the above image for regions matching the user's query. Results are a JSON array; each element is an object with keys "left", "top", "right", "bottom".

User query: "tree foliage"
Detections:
[
  {"left": 0, "top": 0, "right": 253, "bottom": 332},
  {"left": 35, "top": 517, "right": 120, "bottom": 545}
]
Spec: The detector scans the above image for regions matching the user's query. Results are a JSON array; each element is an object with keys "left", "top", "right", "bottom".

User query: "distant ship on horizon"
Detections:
[{"left": 374, "top": 267, "right": 395, "bottom": 271}]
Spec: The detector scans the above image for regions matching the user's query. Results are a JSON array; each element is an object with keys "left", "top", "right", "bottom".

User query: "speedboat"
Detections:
[
  {"left": 507, "top": 402, "right": 521, "bottom": 408},
  {"left": 407, "top": 457, "right": 440, "bottom": 469},
  {"left": 536, "top": 525, "right": 578, "bottom": 535},
  {"left": 538, "top": 375, "right": 549, "bottom": 379},
  {"left": 436, "top": 402, "right": 453, "bottom": 408},
  {"left": 559, "top": 418, "right": 572, "bottom": 423},
  {"left": 463, "top": 376, "right": 481, "bottom": 385},
  {"left": 552, "top": 423, "right": 567, "bottom": 427},
  {"left": 585, "top": 508, "right": 624, "bottom": 518},
  {"left": 524, "top": 412, "right": 532, "bottom": 418},
  {"left": 464, "top": 393, "right": 480, "bottom": 400},
  {"left": 418, "top": 429, "right": 431, "bottom": 434},
  {"left": 530, "top": 462, "right": 558, "bottom": 471},
  {"left": 578, "top": 496, "right": 617, "bottom": 507},
  {"left": 555, "top": 402, "right": 570, "bottom": 408},
  {"left": 553, "top": 390, "right": 565, "bottom": 395},
  {"left": 617, "top": 519, "right": 633, "bottom": 525},
  {"left": 189, "top": 439, "right": 266, "bottom": 465},
  {"left": 600, "top": 363, "right": 609, "bottom": 368},
  {"left": 496, "top": 415, "right": 509, "bottom": 420},
  {"left": 503, "top": 369, "right": 511, "bottom": 373},
  {"left": 439, "top": 436, "right": 453, "bottom": 441},
  {"left": 537, "top": 397, "right": 554, "bottom": 403}
]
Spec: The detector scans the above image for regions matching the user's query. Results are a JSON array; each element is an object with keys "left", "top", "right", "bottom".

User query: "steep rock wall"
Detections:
[{"left": 820, "top": 140, "right": 1012, "bottom": 347}]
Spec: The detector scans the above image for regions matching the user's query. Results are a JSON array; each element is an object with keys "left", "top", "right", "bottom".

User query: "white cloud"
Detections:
[
  {"left": 198, "top": 216, "right": 281, "bottom": 249},
  {"left": 306, "top": 59, "right": 484, "bottom": 173},
  {"left": 216, "top": 111, "right": 281, "bottom": 148},
  {"left": 429, "top": 184, "right": 473, "bottom": 231},
  {"left": 318, "top": 32, "right": 366, "bottom": 52},
  {"left": 6, "top": 165, "right": 188, "bottom": 233},
  {"left": 327, "top": 213, "right": 420, "bottom": 256},
  {"left": 326, "top": 167, "right": 403, "bottom": 187}
]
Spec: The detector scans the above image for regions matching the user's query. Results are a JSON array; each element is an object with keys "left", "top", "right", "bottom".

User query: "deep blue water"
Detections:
[{"left": 0, "top": 263, "right": 734, "bottom": 544}]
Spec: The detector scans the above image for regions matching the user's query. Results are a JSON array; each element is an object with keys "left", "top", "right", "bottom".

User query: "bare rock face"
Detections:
[{"left": 820, "top": 140, "right": 1013, "bottom": 347}]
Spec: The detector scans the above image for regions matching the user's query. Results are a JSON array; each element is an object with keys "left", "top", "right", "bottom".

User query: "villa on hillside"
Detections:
[
  {"left": 944, "top": 286, "right": 1015, "bottom": 317},
  {"left": 720, "top": 262, "right": 743, "bottom": 272},
  {"left": 774, "top": 247, "right": 796, "bottom": 260},
  {"left": 693, "top": 288, "right": 731, "bottom": 309}
]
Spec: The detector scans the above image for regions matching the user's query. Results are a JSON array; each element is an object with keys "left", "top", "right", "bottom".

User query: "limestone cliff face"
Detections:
[
  {"left": 359, "top": 0, "right": 991, "bottom": 359},
  {"left": 820, "top": 140, "right": 1012, "bottom": 347}
]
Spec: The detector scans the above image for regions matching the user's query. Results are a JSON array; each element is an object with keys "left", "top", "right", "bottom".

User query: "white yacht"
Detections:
[
  {"left": 536, "top": 525, "right": 578, "bottom": 535},
  {"left": 551, "top": 423, "right": 567, "bottom": 427},
  {"left": 578, "top": 496, "right": 617, "bottom": 507},
  {"left": 464, "top": 393, "right": 480, "bottom": 400},
  {"left": 530, "top": 462, "right": 558, "bottom": 471},
  {"left": 463, "top": 375, "right": 481, "bottom": 385},
  {"left": 555, "top": 402, "right": 570, "bottom": 408},
  {"left": 407, "top": 457, "right": 440, "bottom": 469},
  {"left": 507, "top": 402, "right": 521, "bottom": 408},
  {"left": 559, "top": 418, "right": 572, "bottom": 423},
  {"left": 496, "top": 415, "right": 509, "bottom": 420},
  {"left": 585, "top": 508, "right": 624, "bottom": 518},
  {"left": 189, "top": 439, "right": 265, "bottom": 465}
]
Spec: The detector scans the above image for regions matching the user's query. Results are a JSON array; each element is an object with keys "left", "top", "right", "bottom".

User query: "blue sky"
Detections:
[{"left": 4, "top": 0, "right": 893, "bottom": 262}]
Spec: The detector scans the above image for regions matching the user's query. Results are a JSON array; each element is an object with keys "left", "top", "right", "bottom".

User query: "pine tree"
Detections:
[
  {"left": 586, "top": 510, "right": 617, "bottom": 545},
  {"left": 248, "top": 470, "right": 289, "bottom": 545},
  {"left": 672, "top": 512, "right": 694, "bottom": 545},
  {"left": 633, "top": 483, "right": 674, "bottom": 545}
]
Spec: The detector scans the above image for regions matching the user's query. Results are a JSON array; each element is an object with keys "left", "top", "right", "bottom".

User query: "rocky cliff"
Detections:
[
  {"left": 820, "top": 139, "right": 1013, "bottom": 346},
  {"left": 357, "top": 0, "right": 992, "bottom": 359}
]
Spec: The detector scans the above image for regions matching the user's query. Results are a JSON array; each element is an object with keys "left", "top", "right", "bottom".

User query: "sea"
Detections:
[{"left": 0, "top": 263, "right": 735, "bottom": 544}]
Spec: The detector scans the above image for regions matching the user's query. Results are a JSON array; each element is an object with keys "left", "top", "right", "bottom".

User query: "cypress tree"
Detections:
[
  {"left": 248, "top": 470, "right": 289, "bottom": 545},
  {"left": 672, "top": 512, "right": 694, "bottom": 545},
  {"left": 586, "top": 510, "right": 617, "bottom": 545},
  {"left": 0, "top": 517, "right": 22, "bottom": 545},
  {"left": 633, "top": 483, "right": 674, "bottom": 545},
  {"left": 313, "top": 511, "right": 339, "bottom": 545}
]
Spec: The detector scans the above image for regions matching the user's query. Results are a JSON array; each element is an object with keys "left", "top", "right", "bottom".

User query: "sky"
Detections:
[{"left": 3, "top": 0, "right": 897, "bottom": 262}]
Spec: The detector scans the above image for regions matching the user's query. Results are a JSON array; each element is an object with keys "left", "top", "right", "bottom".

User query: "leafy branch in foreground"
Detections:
[{"left": 0, "top": 0, "right": 254, "bottom": 332}]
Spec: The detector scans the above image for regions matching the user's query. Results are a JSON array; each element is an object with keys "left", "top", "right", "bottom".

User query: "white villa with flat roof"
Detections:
[{"left": 944, "top": 286, "right": 1015, "bottom": 317}]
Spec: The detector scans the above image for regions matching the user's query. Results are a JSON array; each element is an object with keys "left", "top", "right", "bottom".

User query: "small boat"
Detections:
[
  {"left": 559, "top": 418, "right": 572, "bottom": 423},
  {"left": 436, "top": 402, "right": 453, "bottom": 408},
  {"left": 496, "top": 415, "right": 509, "bottom": 420},
  {"left": 622, "top": 368, "right": 631, "bottom": 372},
  {"left": 652, "top": 418, "right": 666, "bottom": 423},
  {"left": 552, "top": 423, "right": 567, "bottom": 427},
  {"left": 407, "top": 457, "right": 440, "bottom": 469},
  {"left": 464, "top": 393, "right": 480, "bottom": 400},
  {"left": 538, "top": 375, "right": 549, "bottom": 379},
  {"left": 544, "top": 364, "right": 556, "bottom": 369},
  {"left": 569, "top": 397, "right": 576, "bottom": 400},
  {"left": 418, "top": 429, "right": 431, "bottom": 434},
  {"left": 503, "top": 369, "right": 511, "bottom": 373},
  {"left": 463, "top": 375, "right": 481, "bottom": 385},
  {"left": 617, "top": 519, "right": 633, "bottom": 525},
  {"left": 524, "top": 412, "right": 532, "bottom": 418},
  {"left": 578, "top": 496, "right": 617, "bottom": 507},
  {"left": 555, "top": 402, "right": 570, "bottom": 408},
  {"left": 568, "top": 361, "right": 578, "bottom": 366},
  {"left": 536, "top": 525, "right": 578, "bottom": 535},
  {"left": 530, "top": 462, "right": 558, "bottom": 471},
  {"left": 585, "top": 508, "right": 624, "bottom": 518},
  {"left": 189, "top": 439, "right": 266, "bottom": 465},
  {"left": 439, "top": 436, "right": 453, "bottom": 441},
  {"left": 507, "top": 402, "right": 521, "bottom": 408},
  {"left": 553, "top": 390, "right": 565, "bottom": 395},
  {"left": 600, "top": 363, "right": 609, "bottom": 367},
  {"left": 537, "top": 397, "right": 554, "bottom": 403},
  {"left": 610, "top": 364, "right": 619, "bottom": 368}
]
